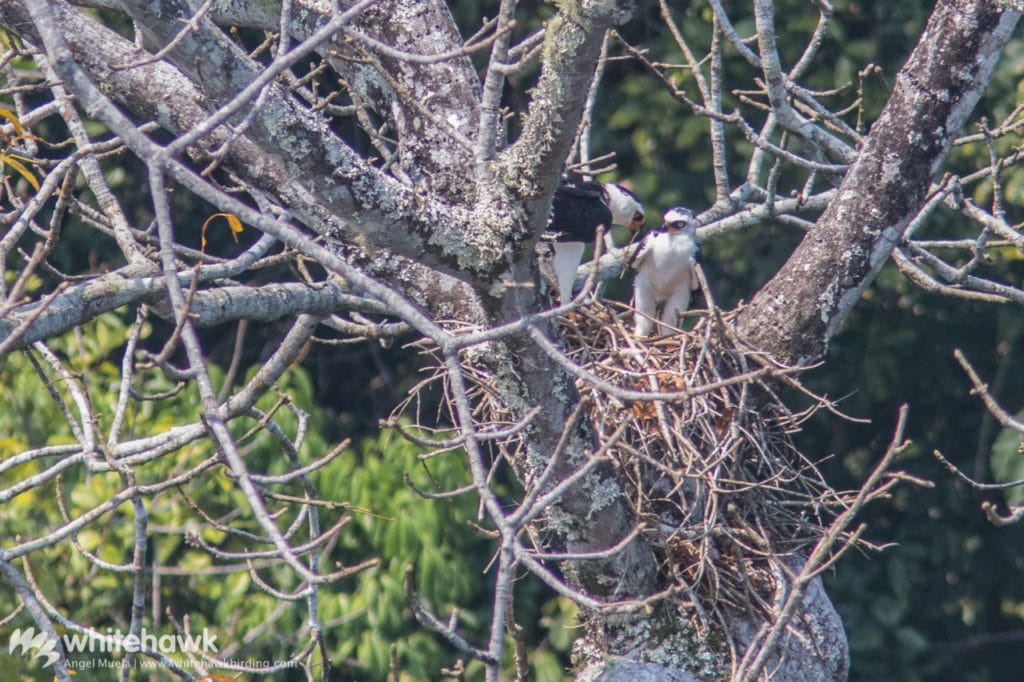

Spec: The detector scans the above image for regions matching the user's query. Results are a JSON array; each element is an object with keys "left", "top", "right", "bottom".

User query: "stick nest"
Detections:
[
  {"left": 552, "top": 301, "right": 847, "bottom": 613},
  {"left": 402, "top": 300, "right": 858, "bottom": 620}
]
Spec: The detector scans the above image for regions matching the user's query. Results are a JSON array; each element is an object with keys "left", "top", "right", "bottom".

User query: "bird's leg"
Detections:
[
  {"left": 633, "top": 280, "right": 658, "bottom": 337},
  {"left": 552, "top": 241, "right": 586, "bottom": 304},
  {"left": 660, "top": 288, "right": 693, "bottom": 336}
]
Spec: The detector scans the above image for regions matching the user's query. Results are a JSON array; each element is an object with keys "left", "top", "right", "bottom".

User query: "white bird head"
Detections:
[
  {"left": 605, "top": 183, "right": 646, "bottom": 233},
  {"left": 662, "top": 206, "right": 696, "bottom": 235}
]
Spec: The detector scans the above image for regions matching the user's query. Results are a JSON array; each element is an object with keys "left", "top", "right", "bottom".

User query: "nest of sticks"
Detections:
[
  {"left": 554, "top": 301, "right": 845, "bottom": 614},
  {"left": 400, "top": 298, "right": 859, "bottom": 621}
]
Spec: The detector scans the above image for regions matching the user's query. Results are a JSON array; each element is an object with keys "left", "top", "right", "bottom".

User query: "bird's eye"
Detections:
[{"left": 633, "top": 212, "right": 645, "bottom": 223}]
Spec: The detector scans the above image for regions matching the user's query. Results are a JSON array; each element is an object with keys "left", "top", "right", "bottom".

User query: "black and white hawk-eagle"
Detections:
[
  {"left": 546, "top": 180, "right": 645, "bottom": 303},
  {"left": 631, "top": 206, "right": 700, "bottom": 337}
]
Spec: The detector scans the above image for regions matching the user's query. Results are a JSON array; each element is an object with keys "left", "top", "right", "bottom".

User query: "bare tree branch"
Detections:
[{"left": 737, "top": 0, "right": 1021, "bottom": 364}]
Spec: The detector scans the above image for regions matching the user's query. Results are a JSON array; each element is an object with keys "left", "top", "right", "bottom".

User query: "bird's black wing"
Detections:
[
  {"left": 547, "top": 180, "right": 612, "bottom": 242},
  {"left": 554, "top": 179, "right": 606, "bottom": 200}
]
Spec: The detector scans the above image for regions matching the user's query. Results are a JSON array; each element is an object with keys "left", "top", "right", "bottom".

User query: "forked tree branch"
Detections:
[{"left": 736, "top": 0, "right": 1021, "bottom": 365}]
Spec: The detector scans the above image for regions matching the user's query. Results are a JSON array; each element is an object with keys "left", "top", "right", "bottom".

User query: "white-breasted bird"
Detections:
[
  {"left": 546, "top": 179, "right": 645, "bottom": 303},
  {"left": 631, "top": 206, "right": 700, "bottom": 337}
]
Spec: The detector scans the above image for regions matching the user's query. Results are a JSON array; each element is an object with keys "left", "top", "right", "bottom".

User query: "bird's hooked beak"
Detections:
[{"left": 628, "top": 211, "right": 646, "bottom": 233}]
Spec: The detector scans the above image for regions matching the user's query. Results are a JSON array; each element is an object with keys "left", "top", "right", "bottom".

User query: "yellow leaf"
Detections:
[
  {"left": 1, "top": 154, "right": 39, "bottom": 191},
  {"left": 200, "top": 212, "right": 244, "bottom": 253},
  {"left": 0, "top": 106, "right": 24, "bottom": 137},
  {"left": 223, "top": 213, "right": 243, "bottom": 239}
]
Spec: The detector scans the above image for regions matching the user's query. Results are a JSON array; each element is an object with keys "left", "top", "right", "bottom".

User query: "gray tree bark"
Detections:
[
  {"left": 736, "top": 0, "right": 1020, "bottom": 365},
  {"left": 1, "top": 0, "right": 1019, "bottom": 680}
]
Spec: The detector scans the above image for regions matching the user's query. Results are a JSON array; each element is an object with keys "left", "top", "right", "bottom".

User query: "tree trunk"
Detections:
[
  {"left": 2, "top": 0, "right": 1020, "bottom": 680},
  {"left": 736, "top": 0, "right": 1020, "bottom": 365}
]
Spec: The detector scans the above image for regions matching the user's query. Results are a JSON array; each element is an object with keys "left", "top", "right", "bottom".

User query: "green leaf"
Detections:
[{"left": 990, "top": 414, "right": 1024, "bottom": 506}]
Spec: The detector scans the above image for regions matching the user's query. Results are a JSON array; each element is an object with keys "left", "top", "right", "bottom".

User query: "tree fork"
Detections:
[{"left": 736, "top": 0, "right": 1020, "bottom": 365}]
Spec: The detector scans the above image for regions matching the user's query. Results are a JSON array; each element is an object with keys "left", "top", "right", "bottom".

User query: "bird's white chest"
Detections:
[{"left": 636, "top": 233, "right": 698, "bottom": 297}]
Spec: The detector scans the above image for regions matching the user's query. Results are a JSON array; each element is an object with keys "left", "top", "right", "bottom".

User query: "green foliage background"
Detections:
[{"left": 3, "top": 1, "right": 1024, "bottom": 680}]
